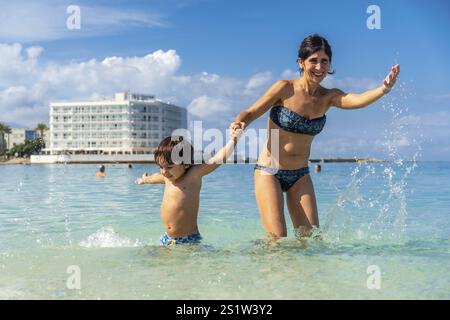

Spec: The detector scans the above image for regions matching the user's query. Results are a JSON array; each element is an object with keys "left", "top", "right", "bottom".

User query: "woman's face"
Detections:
[{"left": 298, "top": 49, "right": 330, "bottom": 84}]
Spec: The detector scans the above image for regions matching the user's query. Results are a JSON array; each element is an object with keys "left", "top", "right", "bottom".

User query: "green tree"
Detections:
[
  {"left": 35, "top": 123, "right": 48, "bottom": 138},
  {"left": 10, "top": 138, "right": 45, "bottom": 158},
  {"left": 0, "top": 122, "right": 12, "bottom": 150}
]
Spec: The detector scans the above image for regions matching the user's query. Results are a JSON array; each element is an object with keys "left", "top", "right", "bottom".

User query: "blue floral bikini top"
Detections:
[{"left": 269, "top": 105, "right": 326, "bottom": 136}]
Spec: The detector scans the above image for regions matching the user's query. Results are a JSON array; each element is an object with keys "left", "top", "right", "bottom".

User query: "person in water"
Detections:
[
  {"left": 136, "top": 129, "right": 242, "bottom": 246},
  {"left": 96, "top": 165, "right": 106, "bottom": 177},
  {"left": 230, "top": 34, "right": 400, "bottom": 238}
]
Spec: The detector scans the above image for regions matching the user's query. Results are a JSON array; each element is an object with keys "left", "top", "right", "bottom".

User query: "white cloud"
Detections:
[
  {"left": 380, "top": 136, "right": 412, "bottom": 148},
  {"left": 396, "top": 115, "right": 421, "bottom": 126},
  {"left": 26, "top": 46, "right": 44, "bottom": 60},
  {"left": 0, "top": 85, "right": 49, "bottom": 127},
  {"left": 427, "top": 93, "right": 450, "bottom": 102},
  {"left": 322, "top": 75, "right": 380, "bottom": 91},
  {"left": 245, "top": 72, "right": 272, "bottom": 92},
  {"left": 0, "top": 43, "right": 44, "bottom": 87},
  {"left": 187, "top": 96, "right": 232, "bottom": 118},
  {"left": 281, "top": 69, "right": 298, "bottom": 79},
  {"left": 396, "top": 112, "right": 450, "bottom": 137},
  {"left": 199, "top": 72, "right": 220, "bottom": 84},
  {"left": 0, "top": 43, "right": 252, "bottom": 129},
  {"left": 313, "top": 137, "right": 372, "bottom": 158},
  {"left": 420, "top": 112, "right": 450, "bottom": 127},
  {"left": 0, "top": 1, "right": 166, "bottom": 42}
]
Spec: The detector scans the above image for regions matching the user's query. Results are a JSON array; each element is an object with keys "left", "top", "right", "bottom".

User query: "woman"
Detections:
[{"left": 231, "top": 34, "right": 400, "bottom": 238}]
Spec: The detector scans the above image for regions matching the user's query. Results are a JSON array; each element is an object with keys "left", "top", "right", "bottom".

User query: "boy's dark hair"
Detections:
[{"left": 154, "top": 136, "right": 194, "bottom": 167}]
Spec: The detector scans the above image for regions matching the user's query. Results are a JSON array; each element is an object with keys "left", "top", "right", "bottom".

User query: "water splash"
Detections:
[
  {"left": 323, "top": 81, "right": 421, "bottom": 243},
  {"left": 79, "top": 226, "right": 142, "bottom": 248},
  {"left": 59, "top": 164, "right": 72, "bottom": 247},
  {"left": 375, "top": 80, "right": 422, "bottom": 239},
  {"left": 322, "top": 165, "right": 375, "bottom": 241}
]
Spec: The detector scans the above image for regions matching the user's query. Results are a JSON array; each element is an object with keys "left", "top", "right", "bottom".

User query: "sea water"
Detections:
[{"left": 0, "top": 162, "right": 449, "bottom": 299}]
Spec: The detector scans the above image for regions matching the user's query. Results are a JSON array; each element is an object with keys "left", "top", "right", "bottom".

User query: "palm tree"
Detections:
[
  {"left": 0, "top": 122, "right": 12, "bottom": 149},
  {"left": 35, "top": 123, "right": 48, "bottom": 139}
]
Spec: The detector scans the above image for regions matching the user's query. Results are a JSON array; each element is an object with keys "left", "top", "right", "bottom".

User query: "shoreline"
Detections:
[
  {"left": 0, "top": 157, "right": 392, "bottom": 165},
  {"left": 0, "top": 158, "right": 31, "bottom": 165}
]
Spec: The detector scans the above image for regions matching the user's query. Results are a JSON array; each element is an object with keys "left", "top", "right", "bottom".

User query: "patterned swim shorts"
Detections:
[{"left": 160, "top": 231, "right": 202, "bottom": 246}]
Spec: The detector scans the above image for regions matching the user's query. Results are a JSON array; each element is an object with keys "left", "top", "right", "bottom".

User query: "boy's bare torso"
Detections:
[{"left": 161, "top": 168, "right": 202, "bottom": 237}]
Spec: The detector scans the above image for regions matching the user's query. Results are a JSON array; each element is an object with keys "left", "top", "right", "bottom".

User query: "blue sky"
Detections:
[{"left": 1, "top": 0, "right": 449, "bottom": 160}]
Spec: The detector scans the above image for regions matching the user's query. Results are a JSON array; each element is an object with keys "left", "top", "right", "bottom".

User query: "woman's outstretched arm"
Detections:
[
  {"left": 231, "top": 80, "right": 290, "bottom": 129},
  {"left": 330, "top": 64, "right": 400, "bottom": 109}
]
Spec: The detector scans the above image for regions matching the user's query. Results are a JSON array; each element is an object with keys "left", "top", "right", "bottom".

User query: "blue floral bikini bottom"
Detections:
[{"left": 254, "top": 164, "right": 310, "bottom": 192}]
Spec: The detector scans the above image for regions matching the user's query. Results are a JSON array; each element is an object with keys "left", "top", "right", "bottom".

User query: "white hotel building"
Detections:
[{"left": 43, "top": 92, "right": 187, "bottom": 156}]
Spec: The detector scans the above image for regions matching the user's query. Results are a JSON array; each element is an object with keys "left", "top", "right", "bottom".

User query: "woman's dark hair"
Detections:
[
  {"left": 298, "top": 34, "right": 335, "bottom": 75},
  {"left": 154, "top": 135, "right": 194, "bottom": 167}
]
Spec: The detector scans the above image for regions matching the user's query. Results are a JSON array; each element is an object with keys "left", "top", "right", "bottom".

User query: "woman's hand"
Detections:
[
  {"left": 382, "top": 64, "right": 400, "bottom": 94},
  {"left": 230, "top": 128, "right": 244, "bottom": 143},
  {"left": 229, "top": 121, "right": 246, "bottom": 131}
]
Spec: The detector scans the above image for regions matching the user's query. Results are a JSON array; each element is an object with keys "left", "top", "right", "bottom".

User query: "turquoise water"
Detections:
[{"left": 0, "top": 162, "right": 449, "bottom": 299}]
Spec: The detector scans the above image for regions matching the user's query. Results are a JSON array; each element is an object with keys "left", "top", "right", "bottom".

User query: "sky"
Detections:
[{"left": 0, "top": 0, "right": 449, "bottom": 160}]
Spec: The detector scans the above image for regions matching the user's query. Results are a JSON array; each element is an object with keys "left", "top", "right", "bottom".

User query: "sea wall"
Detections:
[{"left": 30, "top": 154, "right": 155, "bottom": 164}]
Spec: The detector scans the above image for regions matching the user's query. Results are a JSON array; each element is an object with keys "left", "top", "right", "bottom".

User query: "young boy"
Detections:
[{"left": 136, "top": 129, "right": 242, "bottom": 246}]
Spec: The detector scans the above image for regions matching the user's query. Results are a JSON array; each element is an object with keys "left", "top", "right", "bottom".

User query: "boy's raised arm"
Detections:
[
  {"left": 192, "top": 128, "right": 243, "bottom": 177},
  {"left": 135, "top": 172, "right": 165, "bottom": 184}
]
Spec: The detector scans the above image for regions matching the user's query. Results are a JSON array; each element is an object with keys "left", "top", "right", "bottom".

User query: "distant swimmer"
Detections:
[
  {"left": 128, "top": 164, "right": 133, "bottom": 169},
  {"left": 96, "top": 165, "right": 106, "bottom": 177},
  {"left": 314, "top": 164, "right": 322, "bottom": 173}
]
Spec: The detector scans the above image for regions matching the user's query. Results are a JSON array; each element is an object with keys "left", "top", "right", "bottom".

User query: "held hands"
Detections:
[
  {"left": 230, "top": 127, "right": 244, "bottom": 143},
  {"left": 382, "top": 64, "right": 400, "bottom": 94},
  {"left": 229, "top": 121, "right": 246, "bottom": 131}
]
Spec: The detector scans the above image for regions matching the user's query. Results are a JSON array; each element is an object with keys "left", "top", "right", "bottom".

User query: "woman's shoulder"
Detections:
[
  {"left": 318, "top": 86, "right": 344, "bottom": 100},
  {"left": 278, "top": 78, "right": 297, "bottom": 86},
  {"left": 320, "top": 85, "right": 344, "bottom": 95},
  {"left": 268, "top": 79, "right": 294, "bottom": 98},
  {"left": 273, "top": 79, "right": 293, "bottom": 89},
  {"left": 260, "top": 80, "right": 294, "bottom": 102},
  {"left": 318, "top": 86, "right": 345, "bottom": 108}
]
